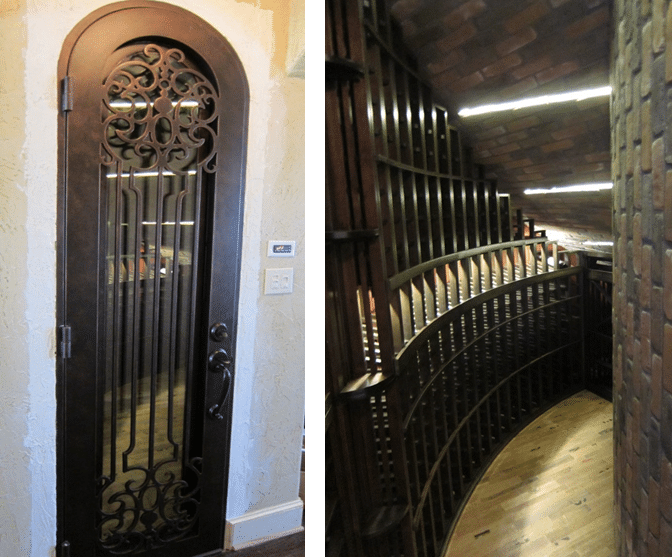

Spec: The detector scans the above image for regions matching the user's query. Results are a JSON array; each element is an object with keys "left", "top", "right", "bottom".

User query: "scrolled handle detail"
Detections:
[
  {"left": 208, "top": 368, "right": 232, "bottom": 420},
  {"left": 208, "top": 349, "right": 231, "bottom": 373}
]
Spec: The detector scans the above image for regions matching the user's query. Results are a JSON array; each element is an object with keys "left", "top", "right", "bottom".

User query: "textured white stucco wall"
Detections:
[
  {"left": 0, "top": 4, "right": 34, "bottom": 555},
  {"left": 0, "top": 1, "right": 304, "bottom": 555},
  {"left": 230, "top": 75, "right": 306, "bottom": 515}
]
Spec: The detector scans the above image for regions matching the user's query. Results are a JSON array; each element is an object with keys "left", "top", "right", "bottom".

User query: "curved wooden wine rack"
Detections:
[{"left": 325, "top": 2, "right": 605, "bottom": 557}]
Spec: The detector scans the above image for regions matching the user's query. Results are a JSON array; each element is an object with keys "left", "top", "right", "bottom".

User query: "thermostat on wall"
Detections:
[{"left": 268, "top": 241, "right": 295, "bottom": 257}]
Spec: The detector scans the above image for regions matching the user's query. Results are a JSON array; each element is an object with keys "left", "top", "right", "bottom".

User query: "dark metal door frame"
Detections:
[{"left": 56, "top": 3, "right": 249, "bottom": 555}]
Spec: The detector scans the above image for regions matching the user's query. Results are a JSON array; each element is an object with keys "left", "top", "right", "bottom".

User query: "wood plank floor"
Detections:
[
  {"left": 222, "top": 530, "right": 304, "bottom": 556},
  {"left": 444, "top": 390, "right": 615, "bottom": 557}
]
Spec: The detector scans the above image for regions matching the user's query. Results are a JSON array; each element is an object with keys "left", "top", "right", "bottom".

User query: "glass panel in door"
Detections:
[{"left": 98, "top": 44, "right": 216, "bottom": 553}]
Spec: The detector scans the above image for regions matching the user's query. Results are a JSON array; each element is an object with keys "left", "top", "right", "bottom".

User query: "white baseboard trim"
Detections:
[{"left": 224, "top": 499, "right": 304, "bottom": 550}]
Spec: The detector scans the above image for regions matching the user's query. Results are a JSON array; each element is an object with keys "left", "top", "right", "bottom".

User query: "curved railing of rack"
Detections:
[
  {"left": 390, "top": 238, "right": 584, "bottom": 557},
  {"left": 388, "top": 238, "right": 564, "bottom": 351}
]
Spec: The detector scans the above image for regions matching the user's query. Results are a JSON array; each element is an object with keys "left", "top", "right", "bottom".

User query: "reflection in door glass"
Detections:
[{"left": 98, "top": 43, "right": 217, "bottom": 553}]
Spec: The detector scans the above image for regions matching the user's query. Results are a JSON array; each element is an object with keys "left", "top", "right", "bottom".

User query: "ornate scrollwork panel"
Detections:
[
  {"left": 102, "top": 44, "right": 218, "bottom": 174},
  {"left": 98, "top": 458, "right": 202, "bottom": 554}
]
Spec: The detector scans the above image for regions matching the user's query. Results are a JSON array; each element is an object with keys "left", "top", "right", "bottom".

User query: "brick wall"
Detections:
[
  {"left": 391, "top": 0, "right": 613, "bottom": 251},
  {"left": 612, "top": 0, "right": 672, "bottom": 555}
]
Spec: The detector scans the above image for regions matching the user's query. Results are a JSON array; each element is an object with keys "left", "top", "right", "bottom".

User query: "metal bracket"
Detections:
[
  {"left": 60, "top": 325, "right": 71, "bottom": 359},
  {"left": 61, "top": 76, "right": 74, "bottom": 113}
]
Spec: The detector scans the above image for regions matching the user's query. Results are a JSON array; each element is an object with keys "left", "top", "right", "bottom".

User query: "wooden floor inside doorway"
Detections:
[
  {"left": 222, "top": 530, "right": 304, "bottom": 556},
  {"left": 444, "top": 390, "right": 615, "bottom": 557}
]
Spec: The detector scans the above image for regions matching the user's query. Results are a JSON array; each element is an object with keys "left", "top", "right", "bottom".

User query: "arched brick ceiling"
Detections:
[{"left": 390, "top": 0, "right": 612, "bottom": 249}]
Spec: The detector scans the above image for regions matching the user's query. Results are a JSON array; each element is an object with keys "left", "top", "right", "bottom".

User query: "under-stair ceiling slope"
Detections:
[{"left": 390, "top": 0, "right": 612, "bottom": 250}]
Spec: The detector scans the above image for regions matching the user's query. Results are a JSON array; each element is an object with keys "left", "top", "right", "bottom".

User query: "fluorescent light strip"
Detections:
[
  {"left": 458, "top": 86, "right": 611, "bottom": 117},
  {"left": 524, "top": 182, "right": 613, "bottom": 195},
  {"left": 107, "top": 169, "right": 198, "bottom": 178},
  {"left": 109, "top": 99, "right": 201, "bottom": 108},
  {"left": 142, "top": 221, "right": 195, "bottom": 226},
  {"left": 583, "top": 241, "right": 613, "bottom": 246},
  {"left": 119, "top": 221, "right": 195, "bottom": 226}
]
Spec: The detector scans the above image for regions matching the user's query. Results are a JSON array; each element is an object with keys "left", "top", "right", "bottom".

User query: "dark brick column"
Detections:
[{"left": 612, "top": 0, "right": 672, "bottom": 555}]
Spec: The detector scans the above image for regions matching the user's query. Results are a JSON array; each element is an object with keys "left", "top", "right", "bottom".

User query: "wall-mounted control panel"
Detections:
[{"left": 267, "top": 240, "right": 295, "bottom": 257}]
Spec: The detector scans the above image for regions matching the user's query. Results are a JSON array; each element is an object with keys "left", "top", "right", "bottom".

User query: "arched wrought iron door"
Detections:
[{"left": 56, "top": 3, "right": 248, "bottom": 556}]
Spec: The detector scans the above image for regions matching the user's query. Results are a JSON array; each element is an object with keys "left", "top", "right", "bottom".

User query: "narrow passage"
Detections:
[{"left": 444, "top": 390, "right": 614, "bottom": 557}]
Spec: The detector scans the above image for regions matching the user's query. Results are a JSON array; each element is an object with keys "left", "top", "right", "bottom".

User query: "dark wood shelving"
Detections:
[
  {"left": 326, "top": 2, "right": 608, "bottom": 557},
  {"left": 362, "top": 504, "right": 409, "bottom": 538},
  {"left": 326, "top": 55, "right": 364, "bottom": 82}
]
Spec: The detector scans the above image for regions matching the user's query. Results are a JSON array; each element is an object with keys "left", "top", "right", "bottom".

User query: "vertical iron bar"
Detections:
[
  {"left": 166, "top": 175, "right": 188, "bottom": 456},
  {"left": 148, "top": 168, "right": 165, "bottom": 470},
  {"left": 110, "top": 159, "right": 124, "bottom": 481},
  {"left": 123, "top": 168, "right": 142, "bottom": 471},
  {"left": 184, "top": 169, "right": 202, "bottom": 462}
]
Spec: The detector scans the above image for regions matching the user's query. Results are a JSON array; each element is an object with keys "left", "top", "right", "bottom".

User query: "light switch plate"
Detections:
[{"left": 265, "top": 268, "right": 294, "bottom": 294}]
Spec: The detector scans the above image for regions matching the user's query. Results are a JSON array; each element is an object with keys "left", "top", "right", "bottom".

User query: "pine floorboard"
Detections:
[{"left": 443, "top": 390, "right": 615, "bottom": 557}]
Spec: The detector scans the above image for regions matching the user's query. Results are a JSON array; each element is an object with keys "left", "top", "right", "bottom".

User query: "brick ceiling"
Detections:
[{"left": 390, "top": 0, "right": 612, "bottom": 250}]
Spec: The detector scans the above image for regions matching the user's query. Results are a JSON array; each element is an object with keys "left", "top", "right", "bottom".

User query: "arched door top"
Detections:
[
  {"left": 57, "top": 3, "right": 248, "bottom": 556},
  {"left": 59, "top": 1, "right": 248, "bottom": 95}
]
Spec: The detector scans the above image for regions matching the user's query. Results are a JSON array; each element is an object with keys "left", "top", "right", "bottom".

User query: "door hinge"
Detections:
[
  {"left": 60, "top": 325, "right": 72, "bottom": 359},
  {"left": 60, "top": 540, "right": 70, "bottom": 557},
  {"left": 61, "top": 76, "right": 73, "bottom": 113}
]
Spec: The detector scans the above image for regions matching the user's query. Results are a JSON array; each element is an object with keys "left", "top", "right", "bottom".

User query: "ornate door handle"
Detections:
[
  {"left": 208, "top": 367, "right": 232, "bottom": 420},
  {"left": 208, "top": 349, "right": 231, "bottom": 372},
  {"left": 208, "top": 349, "right": 233, "bottom": 420}
]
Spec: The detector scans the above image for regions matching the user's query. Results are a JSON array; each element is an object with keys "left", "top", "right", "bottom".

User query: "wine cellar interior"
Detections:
[{"left": 325, "top": 1, "right": 616, "bottom": 556}]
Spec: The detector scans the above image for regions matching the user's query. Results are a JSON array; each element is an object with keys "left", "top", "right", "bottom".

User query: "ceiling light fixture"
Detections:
[
  {"left": 109, "top": 99, "right": 201, "bottom": 108},
  {"left": 458, "top": 85, "right": 612, "bottom": 117},
  {"left": 107, "top": 169, "right": 198, "bottom": 178},
  {"left": 583, "top": 240, "right": 613, "bottom": 246},
  {"left": 523, "top": 182, "right": 613, "bottom": 195}
]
